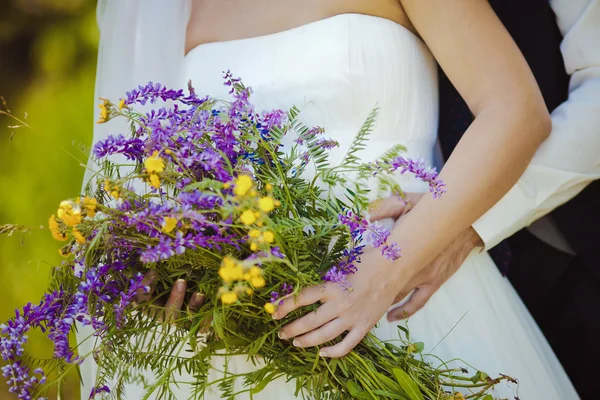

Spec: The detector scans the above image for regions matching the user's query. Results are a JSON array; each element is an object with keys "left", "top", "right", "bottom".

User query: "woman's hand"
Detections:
[{"left": 274, "top": 247, "right": 407, "bottom": 358}]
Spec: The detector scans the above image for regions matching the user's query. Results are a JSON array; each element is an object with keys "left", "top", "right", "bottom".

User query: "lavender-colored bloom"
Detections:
[
  {"left": 270, "top": 283, "right": 294, "bottom": 305},
  {"left": 314, "top": 138, "right": 339, "bottom": 150},
  {"left": 295, "top": 126, "right": 325, "bottom": 145},
  {"left": 89, "top": 385, "right": 111, "bottom": 399},
  {"left": 388, "top": 157, "right": 446, "bottom": 198},
  {"left": 338, "top": 210, "right": 369, "bottom": 240},
  {"left": 260, "top": 109, "right": 286, "bottom": 132},
  {"left": 93, "top": 134, "right": 145, "bottom": 162},
  {"left": 363, "top": 222, "right": 390, "bottom": 248},
  {"left": 381, "top": 243, "right": 402, "bottom": 260}
]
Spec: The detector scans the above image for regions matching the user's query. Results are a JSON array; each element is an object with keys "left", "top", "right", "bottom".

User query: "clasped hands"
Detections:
[{"left": 135, "top": 192, "right": 483, "bottom": 357}]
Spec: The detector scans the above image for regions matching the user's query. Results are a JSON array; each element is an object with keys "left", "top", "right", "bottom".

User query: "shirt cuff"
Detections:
[{"left": 472, "top": 183, "right": 534, "bottom": 251}]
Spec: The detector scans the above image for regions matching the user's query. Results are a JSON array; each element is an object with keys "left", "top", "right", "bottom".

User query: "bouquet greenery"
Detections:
[{"left": 1, "top": 73, "right": 511, "bottom": 400}]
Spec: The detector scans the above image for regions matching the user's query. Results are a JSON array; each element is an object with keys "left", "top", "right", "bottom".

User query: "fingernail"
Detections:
[
  {"left": 319, "top": 350, "right": 328, "bottom": 358},
  {"left": 193, "top": 292, "right": 204, "bottom": 301},
  {"left": 278, "top": 331, "right": 287, "bottom": 340},
  {"left": 292, "top": 339, "right": 300, "bottom": 347},
  {"left": 176, "top": 279, "right": 186, "bottom": 290}
]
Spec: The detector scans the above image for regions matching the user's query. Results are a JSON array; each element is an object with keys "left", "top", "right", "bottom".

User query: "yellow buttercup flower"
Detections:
[
  {"left": 72, "top": 228, "right": 86, "bottom": 245},
  {"left": 233, "top": 175, "right": 253, "bottom": 196},
  {"left": 97, "top": 100, "right": 109, "bottom": 124},
  {"left": 250, "top": 243, "right": 258, "bottom": 251},
  {"left": 82, "top": 197, "right": 97, "bottom": 218},
  {"left": 249, "top": 266, "right": 262, "bottom": 278},
  {"left": 264, "top": 302, "right": 276, "bottom": 314},
  {"left": 262, "top": 231, "right": 275, "bottom": 243},
  {"left": 48, "top": 215, "right": 67, "bottom": 242},
  {"left": 248, "top": 229, "right": 261, "bottom": 238},
  {"left": 58, "top": 246, "right": 71, "bottom": 258},
  {"left": 144, "top": 150, "right": 165, "bottom": 174},
  {"left": 258, "top": 197, "right": 275, "bottom": 212},
  {"left": 57, "top": 201, "right": 82, "bottom": 227},
  {"left": 118, "top": 98, "right": 126, "bottom": 110},
  {"left": 265, "top": 183, "right": 273, "bottom": 191},
  {"left": 246, "top": 288, "right": 254, "bottom": 296},
  {"left": 251, "top": 276, "right": 266, "bottom": 288},
  {"left": 221, "top": 291, "right": 238, "bottom": 304},
  {"left": 149, "top": 173, "right": 161, "bottom": 189},
  {"left": 240, "top": 210, "right": 257, "bottom": 226},
  {"left": 222, "top": 257, "right": 236, "bottom": 269},
  {"left": 162, "top": 217, "right": 178, "bottom": 233}
]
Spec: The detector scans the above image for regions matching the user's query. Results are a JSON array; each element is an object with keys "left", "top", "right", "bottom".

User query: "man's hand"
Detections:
[
  {"left": 369, "top": 194, "right": 484, "bottom": 321},
  {"left": 135, "top": 271, "right": 205, "bottom": 323}
]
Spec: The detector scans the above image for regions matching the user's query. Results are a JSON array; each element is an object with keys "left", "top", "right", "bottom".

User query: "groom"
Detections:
[{"left": 372, "top": 0, "right": 600, "bottom": 397}]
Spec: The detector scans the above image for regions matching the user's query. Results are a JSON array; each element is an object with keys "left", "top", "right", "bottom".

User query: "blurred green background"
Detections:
[{"left": 0, "top": 1, "right": 98, "bottom": 398}]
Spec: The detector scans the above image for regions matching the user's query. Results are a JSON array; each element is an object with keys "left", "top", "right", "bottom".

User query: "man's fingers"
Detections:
[
  {"left": 135, "top": 270, "right": 158, "bottom": 304},
  {"left": 164, "top": 279, "right": 186, "bottom": 322},
  {"left": 319, "top": 327, "right": 365, "bottom": 358},
  {"left": 387, "top": 287, "right": 433, "bottom": 322},
  {"left": 278, "top": 302, "right": 338, "bottom": 341},
  {"left": 273, "top": 285, "right": 324, "bottom": 320},
  {"left": 187, "top": 292, "right": 205, "bottom": 313},
  {"left": 368, "top": 192, "right": 424, "bottom": 222}
]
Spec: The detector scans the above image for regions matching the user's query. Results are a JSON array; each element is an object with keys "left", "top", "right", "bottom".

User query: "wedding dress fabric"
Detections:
[{"left": 80, "top": 12, "right": 579, "bottom": 399}]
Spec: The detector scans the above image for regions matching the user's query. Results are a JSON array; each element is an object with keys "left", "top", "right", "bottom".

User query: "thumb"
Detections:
[{"left": 368, "top": 192, "right": 423, "bottom": 222}]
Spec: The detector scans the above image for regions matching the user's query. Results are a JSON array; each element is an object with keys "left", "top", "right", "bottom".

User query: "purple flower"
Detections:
[
  {"left": 89, "top": 385, "right": 110, "bottom": 399},
  {"left": 388, "top": 157, "right": 446, "bottom": 198},
  {"left": 363, "top": 222, "right": 390, "bottom": 248},
  {"left": 381, "top": 243, "right": 402, "bottom": 260},
  {"left": 295, "top": 126, "right": 324, "bottom": 145},
  {"left": 270, "top": 283, "right": 294, "bottom": 305},
  {"left": 93, "top": 134, "right": 145, "bottom": 162},
  {"left": 314, "top": 138, "right": 339, "bottom": 150}
]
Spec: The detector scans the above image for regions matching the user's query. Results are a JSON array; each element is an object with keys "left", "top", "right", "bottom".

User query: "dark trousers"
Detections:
[{"left": 507, "top": 230, "right": 600, "bottom": 399}]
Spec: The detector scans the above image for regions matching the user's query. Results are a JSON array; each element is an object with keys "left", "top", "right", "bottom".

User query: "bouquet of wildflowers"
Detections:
[{"left": 0, "top": 73, "right": 511, "bottom": 400}]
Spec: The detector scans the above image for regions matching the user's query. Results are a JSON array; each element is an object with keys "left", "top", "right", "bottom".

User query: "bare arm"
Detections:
[{"left": 389, "top": 0, "right": 551, "bottom": 272}]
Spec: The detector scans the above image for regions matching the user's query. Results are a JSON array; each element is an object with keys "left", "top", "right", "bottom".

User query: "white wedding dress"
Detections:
[{"left": 80, "top": 13, "right": 579, "bottom": 400}]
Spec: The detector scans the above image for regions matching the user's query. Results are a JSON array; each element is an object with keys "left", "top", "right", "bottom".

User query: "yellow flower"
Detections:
[
  {"left": 82, "top": 197, "right": 97, "bottom": 218},
  {"left": 164, "top": 148, "right": 172, "bottom": 155},
  {"left": 48, "top": 215, "right": 67, "bottom": 242},
  {"left": 221, "top": 291, "right": 238, "bottom": 304},
  {"left": 57, "top": 201, "right": 82, "bottom": 227},
  {"left": 265, "top": 183, "right": 273, "bottom": 191},
  {"left": 451, "top": 394, "right": 465, "bottom": 400},
  {"left": 144, "top": 150, "right": 165, "bottom": 174},
  {"left": 162, "top": 217, "right": 178, "bottom": 233},
  {"left": 249, "top": 266, "right": 262, "bottom": 278},
  {"left": 251, "top": 276, "right": 266, "bottom": 288},
  {"left": 246, "top": 288, "right": 254, "bottom": 295},
  {"left": 240, "top": 210, "right": 257, "bottom": 226},
  {"left": 222, "top": 256, "right": 236, "bottom": 269},
  {"left": 149, "top": 173, "right": 161, "bottom": 189},
  {"left": 264, "top": 303, "right": 276, "bottom": 314},
  {"left": 233, "top": 175, "right": 253, "bottom": 196},
  {"left": 97, "top": 102, "right": 108, "bottom": 124},
  {"left": 248, "top": 229, "right": 261, "bottom": 238},
  {"left": 58, "top": 247, "right": 71, "bottom": 258},
  {"left": 118, "top": 98, "right": 126, "bottom": 110},
  {"left": 262, "top": 231, "right": 275, "bottom": 243},
  {"left": 72, "top": 228, "right": 86, "bottom": 245},
  {"left": 258, "top": 197, "right": 275, "bottom": 212},
  {"left": 250, "top": 242, "right": 258, "bottom": 251}
]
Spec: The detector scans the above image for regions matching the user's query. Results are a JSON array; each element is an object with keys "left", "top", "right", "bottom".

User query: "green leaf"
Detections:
[
  {"left": 481, "top": 395, "right": 494, "bottom": 400},
  {"left": 392, "top": 368, "right": 424, "bottom": 400},
  {"left": 250, "top": 371, "right": 280, "bottom": 394}
]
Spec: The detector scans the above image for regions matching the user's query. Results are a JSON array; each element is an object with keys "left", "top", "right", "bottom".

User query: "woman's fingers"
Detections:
[
  {"left": 319, "top": 327, "right": 365, "bottom": 358},
  {"left": 164, "top": 279, "right": 186, "bottom": 322},
  {"left": 135, "top": 270, "right": 157, "bottom": 304},
  {"left": 273, "top": 285, "right": 325, "bottom": 320},
  {"left": 278, "top": 302, "right": 338, "bottom": 340},
  {"left": 290, "top": 318, "right": 347, "bottom": 348}
]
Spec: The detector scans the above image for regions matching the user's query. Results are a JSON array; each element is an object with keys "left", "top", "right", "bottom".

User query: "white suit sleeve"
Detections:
[{"left": 472, "top": 0, "right": 600, "bottom": 250}]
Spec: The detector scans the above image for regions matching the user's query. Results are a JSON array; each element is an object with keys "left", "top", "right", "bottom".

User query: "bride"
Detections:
[{"left": 80, "top": 0, "right": 579, "bottom": 398}]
